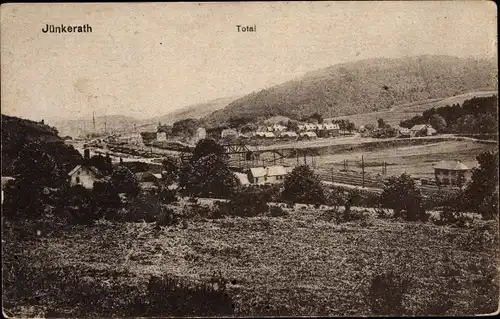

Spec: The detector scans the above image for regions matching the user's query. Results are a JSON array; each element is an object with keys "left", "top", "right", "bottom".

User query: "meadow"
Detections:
[
  {"left": 332, "top": 90, "right": 498, "bottom": 127},
  {"left": 3, "top": 202, "right": 498, "bottom": 317}
]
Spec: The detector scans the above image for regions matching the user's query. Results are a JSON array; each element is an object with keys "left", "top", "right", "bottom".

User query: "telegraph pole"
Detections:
[
  {"left": 362, "top": 155, "right": 365, "bottom": 188},
  {"left": 331, "top": 166, "right": 334, "bottom": 183}
]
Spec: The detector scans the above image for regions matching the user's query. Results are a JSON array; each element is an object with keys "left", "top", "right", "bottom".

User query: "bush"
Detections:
[
  {"left": 380, "top": 173, "right": 427, "bottom": 221},
  {"left": 434, "top": 209, "right": 474, "bottom": 228},
  {"left": 226, "top": 186, "right": 270, "bottom": 217},
  {"left": 282, "top": 165, "right": 326, "bottom": 205},
  {"left": 375, "top": 208, "right": 392, "bottom": 219},
  {"left": 156, "top": 206, "right": 179, "bottom": 227},
  {"left": 144, "top": 274, "right": 234, "bottom": 317},
  {"left": 269, "top": 206, "right": 287, "bottom": 218},
  {"left": 366, "top": 271, "right": 410, "bottom": 316},
  {"left": 159, "top": 187, "right": 178, "bottom": 204}
]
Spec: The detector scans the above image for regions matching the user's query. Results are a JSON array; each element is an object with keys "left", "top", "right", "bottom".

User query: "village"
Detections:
[
  {"left": 2, "top": 2, "right": 498, "bottom": 317},
  {"left": 61, "top": 110, "right": 479, "bottom": 199}
]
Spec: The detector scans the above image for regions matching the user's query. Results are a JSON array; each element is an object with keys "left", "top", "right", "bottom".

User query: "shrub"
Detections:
[
  {"left": 366, "top": 271, "right": 410, "bottom": 316},
  {"left": 226, "top": 186, "right": 270, "bottom": 217},
  {"left": 159, "top": 187, "right": 178, "bottom": 204},
  {"left": 144, "top": 274, "right": 234, "bottom": 317},
  {"left": 375, "top": 208, "right": 392, "bottom": 219},
  {"left": 282, "top": 165, "right": 326, "bottom": 205},
  {"left": 269, "top": 206, "right": 287, "bottom": 217},
  {"left": 156, "top": 206, "right": 179, "bottom": 227},
  {"left": 380, "top": 173, "right": 426, "bottom": 221},
  {"left": 434, "top": 209, "right": 474, "bottom": 228}
]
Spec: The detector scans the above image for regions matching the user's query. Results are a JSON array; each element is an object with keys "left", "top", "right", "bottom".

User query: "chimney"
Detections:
[{"left": 84, "top": 148, "right": 90, "bottom": 161}]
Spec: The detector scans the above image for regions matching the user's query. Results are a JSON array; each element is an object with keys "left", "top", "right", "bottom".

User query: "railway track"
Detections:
[{"left": 316, "top": 169, "right": 457, "bottom": 196}]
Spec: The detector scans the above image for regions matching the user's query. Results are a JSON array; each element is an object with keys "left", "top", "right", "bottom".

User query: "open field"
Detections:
[
  {"left": 332, "top": 90, "right": 498, "bottom": 127},
  {"left": 278, "top": 139, "right": 497, "bottom": 180},
  {"left": 3, "top": 205, "right": 498, "bottom": 317}
]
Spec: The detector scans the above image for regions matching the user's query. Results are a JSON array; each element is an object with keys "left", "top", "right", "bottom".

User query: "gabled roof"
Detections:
[
  {"left": 68, "top": 165, "right": 82, "bottom": 176},
  {"left": 434, "top": 160, "right": 470, "bottom": 171},
  {"left": 135, "top": 171, "right": 159, "bottom": 182},
  {"left": 410, "top": 124, "right": 428, "bottom": 131},
  {"left": 300, "top": 131, "right": 317, "bottom": 137},
  {"left": 280, "top": 131, "right": 298, "bottom": 137},
  {"left": 323, "top": 123, "right": 340, "bottom": 130},
  {"left": 249, "top": 167, "right": 267, "bottom": 178},
  {"left": 234, "top": 172, "right": 250, "bottom": 185},
  {"left": 266, "top": 166, "right": 287, "bottom": 176},
  {"left": 68, "top": 164, "right": 102, "bottom": 177}
]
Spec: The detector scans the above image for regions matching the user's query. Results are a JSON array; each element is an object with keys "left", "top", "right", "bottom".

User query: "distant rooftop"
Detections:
[{"left": 434, "top": 160, "right": 470, "bottom": 171}]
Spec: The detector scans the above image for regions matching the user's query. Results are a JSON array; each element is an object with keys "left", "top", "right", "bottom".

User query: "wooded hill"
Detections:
[
  {"left": 203, "top": 55, "right": 497, "bottom": 128},
  {"left": 1, "top": 114, "right": 82, "bottom": 177}
]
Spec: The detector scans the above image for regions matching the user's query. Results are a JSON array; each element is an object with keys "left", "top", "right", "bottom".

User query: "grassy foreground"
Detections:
[{"left": 3, "top": 205, "right": 499, "bottom": 317}]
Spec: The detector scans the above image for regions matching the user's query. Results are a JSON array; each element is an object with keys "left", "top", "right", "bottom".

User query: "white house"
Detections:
[
  {"left": 156, "top": 131, "right": 167, "bottom": 142},
  {"left": 221, "top": 128, "right": 238, "bottom": 139},
  {"left": 410, "top": 124, "right": 437, "bottom": 137},
  {"left": 279, "top": 131, "right": 298, "bottom": 138},
  {"left": 272, "top": 124, "right": 287, "bottom": 132},
  {"left": 196, "top": 127, "right": 207, "bottom": 140},
  {"left": 300, "top": 131, "right": 317, "bottom": 139},
  {"left": 68, "top": 165, "right": 104, "bottom": 190},
  {"left": 254, "top": 131, "right": 275, "bottom": 139},
  {"left": 434, "top": 160, "right": 471, "bottom": 187},
  {"left": 248, "top": 165, "right": 289, "bottom": 185},
  {"left": 304, "top": 123, "right": 316, "bottom": 131}
]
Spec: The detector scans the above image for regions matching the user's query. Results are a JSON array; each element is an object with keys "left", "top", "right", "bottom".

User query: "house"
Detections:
[
  {"left": 304, "top": 123, "right": 316, "bottom": 131},
  {"left": 221, "top": 128, "right": 238, "bottom": 139},
  {"left": 410, "top": 124, "right": 437, "bottom": 137},
  {"left": 434, "top": 160, "right": 471, "bottom": 187},
  {"left": 234, "top": 172, "right": 250, "bottom": 186},
  {"left": 248, "top": 165, "right": 289, "bottom": 185},
  {"left": 196, "top": 127, "right": 207, "bottom": 140},
  {"left": 1, "top": 176, "right": 15, "bottom": 204},
  {"left": 426, "top": 126, "right": 438, "bottom": 136},
  {"left": 117, "top": 133, "right": 144, "bottom": 146},
  {"left": 68, "top": 164, "right": 104, "bottom": 190},
  {"left": 300, "top": 131, "right": 317, "bottom": 139},
  {"left": 297, "top": 124, "right": 306, "bottom": 131},
  {"left": 279, "top": 131, "right": 298, "bottom": 138},
  {"left": 135, "top": 171, "right": 160, "bottom": 190},
  {"left": 319, "top": 123, "right": 340, "bottom": 137},
  {"left": 272, "top": 124, "right": 287, "bottom": 132},
  {"left": 156, "top": 131, "right": 167, "bottom": 142},
  {"left": 254, "top": 131, "right": 275, "bottom": 139},
  {"left": 396, "top": 126, "right": 411, "bottom": 137}
]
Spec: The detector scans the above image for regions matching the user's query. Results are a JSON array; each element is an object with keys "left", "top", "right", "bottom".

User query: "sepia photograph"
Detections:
[{"left": 1, "top": 1, "right": 498, "bottom": 317}]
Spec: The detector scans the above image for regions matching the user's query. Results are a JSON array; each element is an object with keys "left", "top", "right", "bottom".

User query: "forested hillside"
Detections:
[
  {"left": 400, "top": 95, "right": 498, "bottom": 135},
  {"left": 203, "top": 55, "right": 497, "bottom": 127},
  {"left": 1, "top": 114, "right": 82, "bottom": 177}
]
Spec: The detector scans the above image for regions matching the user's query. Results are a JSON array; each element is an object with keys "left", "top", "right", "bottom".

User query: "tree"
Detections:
[
  {"left": 380, "top": 173, "right": 426, "bottom": 221},
  {"left": 364, "top": 123, "right": 375, "bottom": 131},
  {"left": 179, "top": 139, "right": 239, "bottom": 198},
  {"left": 161, "top": 156, "right": 180, "bottom": 185},
  {"left": 464, "top": 151, "right": 499, "bottom": 220},
  {"left": 172, "top": 118, "right": 199, "bottom": 137},
  {"left": 191, "top": 138, "right": 227, "bottom": 162},
  {"left": 88, "top": 154, "right": 113, "bottom": 175},
  {"left": 282, "top": 165, "right": 326, "bottom": 204},
  {"left": 12, "top": 140, "right": 64, "bottom": 187},
  {"left": 179, "top": 153, "right": 240, "bottom": 198},
  {"left": 429, "top": 114, "right": 447, "bottom": 133},
  {"left": 111, "top": 165, "right": 140, "bottom": 197},
  {"left": 308, "top": 112, "right": 323, "bottom": 124},
  {"left": 377, "top": 118, "right": 387, "bottom": 129}
]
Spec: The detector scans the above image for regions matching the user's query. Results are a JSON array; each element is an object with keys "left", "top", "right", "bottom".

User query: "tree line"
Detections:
[{"left": 400, "top": 95, "right": 498, "bottom": 134}]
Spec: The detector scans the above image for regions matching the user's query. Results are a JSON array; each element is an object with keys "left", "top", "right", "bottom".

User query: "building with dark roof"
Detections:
[{"left": 434, "top": 160, "right": 471, "bottom": 187}]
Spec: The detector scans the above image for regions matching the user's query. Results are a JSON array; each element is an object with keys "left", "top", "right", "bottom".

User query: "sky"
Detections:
[{"left": 1, "top": 1, "right": 497, "bottom": 122}]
